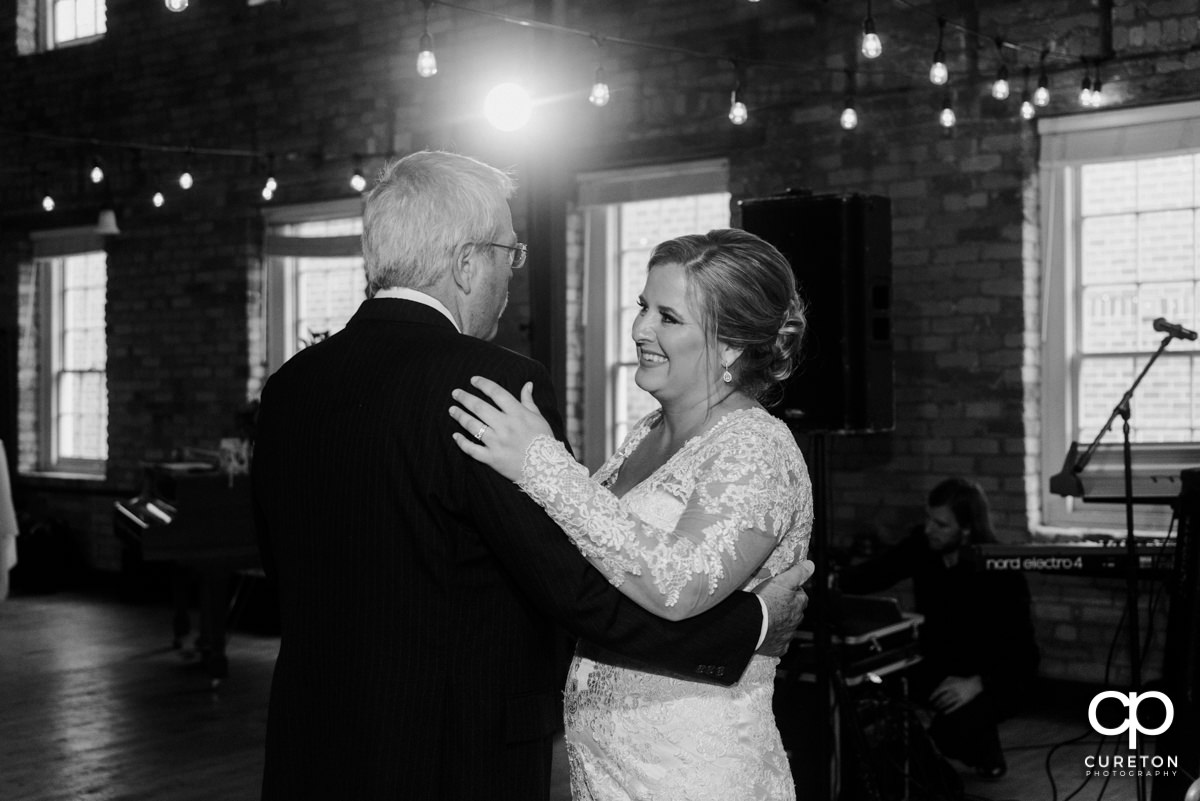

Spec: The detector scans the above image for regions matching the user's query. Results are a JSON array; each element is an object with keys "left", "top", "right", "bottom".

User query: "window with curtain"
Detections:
[
  {"left": 577, "top": 161, "right": 730, "bottom": 469},
  {"left": 24, "top": 230, "right": 108, "bottom": 475},
  {"left": 44, "top": 0, "right": 106, "bottom": 49},
  {"left": 1038, "top": 101, "right": 1200, "bottom": 532},
  {"left": 263, "top": 200, "right": 366, "bottom": 376}
]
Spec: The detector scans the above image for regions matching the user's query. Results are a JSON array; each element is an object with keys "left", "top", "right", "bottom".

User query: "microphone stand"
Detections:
[{"left": 1068, "top": 332, "right": 1177, "bottom": 801}]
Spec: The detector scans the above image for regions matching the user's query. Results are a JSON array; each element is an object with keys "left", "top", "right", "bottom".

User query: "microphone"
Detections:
[{"left": 1152, "top": 317, "right": 1198, "bottom": 341}]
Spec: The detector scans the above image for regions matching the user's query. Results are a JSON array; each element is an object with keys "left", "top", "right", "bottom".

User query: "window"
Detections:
[
  {"left": 576, "top": 161, "right": 730, "bottom": 469},
  {"left": 1038, "top": 101, "right": 1200, "bottom": 532},
  {"left": 22, "top": 230, "right": 108, "bottom": 475},
  {"left": 44, "top": 0, "right": 106, "bottom": 48},
  {"left": 263, "top": 200, "right": 365, "bottom": 375}
]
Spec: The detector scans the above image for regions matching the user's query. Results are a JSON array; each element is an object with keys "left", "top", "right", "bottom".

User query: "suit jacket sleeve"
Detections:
[{"left": 456, "top": 361, "right": 762, "bottom": 686}]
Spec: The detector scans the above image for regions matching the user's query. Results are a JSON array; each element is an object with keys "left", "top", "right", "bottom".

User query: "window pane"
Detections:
[
  {"left": 294, "top": 256, "right": 365, "bottom": 348},
  {"left": 1080, "top": 214, "right": 1136, "bottom": 284},
  {"left": 1138, "top": 156, "right": 1193, "bottom": 211},
  {"left": 1081, "top": 162, "right": 1136, "bottom": 216},
  {"left": 53, "top": 252, "right": 108, "bottom": 466},
  {"left": 1080, "top": 285, "right": 1137, "bottom": 353},
  {"left": 1138, "top": 209, "right": 1194, "bottom": 282},
  {"left": 54, "top": 1, "right": 76, "bottom": 43}
]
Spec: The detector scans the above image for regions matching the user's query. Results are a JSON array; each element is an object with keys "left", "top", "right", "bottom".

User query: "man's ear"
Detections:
[{"left": 450, "top": 243, "right": 476, "bottom": 294}]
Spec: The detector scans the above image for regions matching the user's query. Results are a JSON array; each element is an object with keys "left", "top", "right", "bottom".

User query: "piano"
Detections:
[
  {"left": 970, "top": 540, "right": 1176, "bottom": 576},
  {"left": 115, "top": 462, "right": 260, "bottom": 686}
]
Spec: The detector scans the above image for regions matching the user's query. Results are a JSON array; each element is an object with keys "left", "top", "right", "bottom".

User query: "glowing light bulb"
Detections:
[
  {"left": 484, "top": 83, "right": 533, "bottom": 132},
  {"left": 152, "top": 191, "right": 165, "bottom": 208},
  {"left": 1034, "top": 85, "right": 1050, "bottom": 107},
  {"left": 728, "top": 94, "right": 748, "bottom": 125},
  {"left": 42, "top": 194, "right": 55, "bottom": 212},
  {"left": 1089, "top": 79, "right": 1103, "bottom": 107},
  {"left": 165, "top": 0, "right": 188, "bottom": 12},
  {"left": 1021, "top": 99, "right": 1035, "bottom": 120},
  {"left": 589, "top": 67, "right": 610, "bottom": 107},
  {"left": 992, "top": 76, "right": 1009, "bottom": 100},
  {"left": 840, "top": 106, "right": 858, "bottom": 130},
  {"left": 350, "top": 170, "right": 367, "bottom": 193},
  {"left": 861, "top": 24, "right": 882, "bottom": 59},
  {"left": 1079, "top": 75, "right": 1092, "bottom": 106},
  {"left": 262, "top": 175, "right": 277, "bottom": 200},
  {"left": 179, "top": 170, "right": 193, "bottom": 190},
  {"left": 939, "top": 105, "right": 956, "bottom": 128},
  {"left": 417, "top": 32, "right": 437, "bottom": 78},
  {"left": 929, "top": 59, "right": 948, "bottom": 86},
  {"left": 90, "top": 163, "right": 104, "bottom": 184}
]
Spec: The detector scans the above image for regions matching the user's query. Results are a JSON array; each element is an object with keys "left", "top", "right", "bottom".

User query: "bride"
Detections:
[{"left": 451, "top": 229, "right": 814, "bottom": 800}]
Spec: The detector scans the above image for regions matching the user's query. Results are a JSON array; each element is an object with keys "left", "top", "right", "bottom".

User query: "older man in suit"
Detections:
[{"left": 251, "top": 150, "right": 812, "bottom": 800}]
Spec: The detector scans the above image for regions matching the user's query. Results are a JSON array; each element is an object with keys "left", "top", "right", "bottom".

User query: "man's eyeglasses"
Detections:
[{"left": 488, "top": 242, "right": 528, "bottom": 269}]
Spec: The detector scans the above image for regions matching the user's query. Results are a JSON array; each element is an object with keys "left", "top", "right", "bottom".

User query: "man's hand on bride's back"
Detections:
[{"left": 753, "top": 559, "right": 815, "bottom": 657}]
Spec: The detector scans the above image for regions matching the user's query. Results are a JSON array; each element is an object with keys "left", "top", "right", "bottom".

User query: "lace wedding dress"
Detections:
[{"left": 519, "top": 407, "right": 813, "bottom": 801}]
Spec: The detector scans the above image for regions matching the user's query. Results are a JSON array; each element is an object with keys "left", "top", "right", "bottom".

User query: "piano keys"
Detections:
[{"left": 970, "top": 540, "right": 1176, "bottom": 576}]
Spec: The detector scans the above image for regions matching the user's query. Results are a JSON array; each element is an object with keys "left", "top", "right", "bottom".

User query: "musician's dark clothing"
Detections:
[
  {"left": 838, "top": 529, "right": 1039, "bottom": 769},
  {"left": 251, "top": 299, "right": 763, "bottom": 801}
]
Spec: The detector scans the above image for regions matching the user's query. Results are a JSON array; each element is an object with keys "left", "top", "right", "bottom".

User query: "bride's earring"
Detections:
[{"left": 721, "top": 361, "right": 732, "bottom": 384}]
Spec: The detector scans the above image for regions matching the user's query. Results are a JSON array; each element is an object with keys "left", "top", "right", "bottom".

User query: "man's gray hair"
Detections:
[{"left": 362, "top": 150, "right": 516, "bottom": 293}]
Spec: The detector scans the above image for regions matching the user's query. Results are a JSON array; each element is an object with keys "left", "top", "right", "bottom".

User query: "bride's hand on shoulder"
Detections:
[{"left": 450, "top": 377, "right": 554, "bottom": 482}]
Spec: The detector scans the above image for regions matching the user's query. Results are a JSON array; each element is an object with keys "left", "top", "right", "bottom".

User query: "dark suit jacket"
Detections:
[{"left": 252, "top": 298, "right": 763, "bottom": 801}]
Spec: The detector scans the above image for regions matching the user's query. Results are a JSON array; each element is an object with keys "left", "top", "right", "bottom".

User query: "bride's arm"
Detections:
[{"left": 517, "top": 424, "right": 812, "bottom": 620}]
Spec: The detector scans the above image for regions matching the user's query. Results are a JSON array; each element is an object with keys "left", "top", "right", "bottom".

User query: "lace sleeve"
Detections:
[{"left": 517, "top": 415, "right": 811, "bottom": 620}]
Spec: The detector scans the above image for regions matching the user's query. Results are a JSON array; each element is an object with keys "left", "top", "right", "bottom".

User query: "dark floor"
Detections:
[{"left": 0, "top": 586, "right": 1185, "bottom": 801}]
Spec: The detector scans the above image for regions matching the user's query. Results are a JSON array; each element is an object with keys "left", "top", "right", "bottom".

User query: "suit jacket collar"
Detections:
[{"left": 350, "top": 297, "right": 460, "bottom": 332}]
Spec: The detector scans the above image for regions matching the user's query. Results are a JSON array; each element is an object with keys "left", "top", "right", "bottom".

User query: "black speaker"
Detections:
[{"left": 740, "top": 192, "right": 894, "bottom": 433}]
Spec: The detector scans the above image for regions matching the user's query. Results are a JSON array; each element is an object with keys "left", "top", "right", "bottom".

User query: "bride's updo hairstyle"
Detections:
[{"left": 646, "top": 229, "right": 808, "bottom": 405}]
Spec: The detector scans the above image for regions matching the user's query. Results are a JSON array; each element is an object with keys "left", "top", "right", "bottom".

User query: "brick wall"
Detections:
[{"left": 2, "top": 0, "right": 1196, "bottom": 683}]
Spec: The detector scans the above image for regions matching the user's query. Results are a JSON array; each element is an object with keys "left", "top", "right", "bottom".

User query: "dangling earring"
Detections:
[{"left": 721, "top": 361, "right": 733, "bottom": 384}]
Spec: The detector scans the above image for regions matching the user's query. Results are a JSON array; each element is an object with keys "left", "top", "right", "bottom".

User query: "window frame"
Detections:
[
  {"left": 41, "top": 0, "right": 107, "bottom": 50},
  {"left": 28, "top": 227, "right": 109, "bottom": 477},
  {"left": 576, "top": 159, "right": 730, "bottom": 470},
  {"left": 1038, "top": 101, "right": 1200, "bottom": 533},
  {"left": 262, "top": 198, "right": 365, "bottom": 376}
]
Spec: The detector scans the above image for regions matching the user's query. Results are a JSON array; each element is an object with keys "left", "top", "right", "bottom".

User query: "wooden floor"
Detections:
[{"left": 0, "top": 588, "right": 1169, "bottom": 801}]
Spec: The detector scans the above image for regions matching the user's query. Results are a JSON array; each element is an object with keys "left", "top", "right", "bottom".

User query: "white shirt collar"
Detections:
[{"left": 373, "top": 287, "right": 461, "bottom": 333}]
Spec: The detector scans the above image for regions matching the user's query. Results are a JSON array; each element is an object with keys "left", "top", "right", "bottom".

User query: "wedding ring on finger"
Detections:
[{"left": 474, "top": 425, "right": 489, "bottom": 441}]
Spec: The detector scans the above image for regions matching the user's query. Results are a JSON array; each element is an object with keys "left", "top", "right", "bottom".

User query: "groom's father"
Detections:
[{"left": 251, "top": 149, "right": 813, "bottom": 801}]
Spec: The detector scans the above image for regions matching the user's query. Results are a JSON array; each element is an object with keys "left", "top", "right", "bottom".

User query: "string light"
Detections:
[
  {"left": 42, "top": 192, "right": 55, "bottom": 212},
  {"left": 589, "top": 65, "right": 610, "bottom": 106},
  {"left": 1034, "top": 51, "right": 1051, "bottom": 107},
  {"left": 89, "top": 158, "right": 104, "bottom": 184},
  {"left": 152, "top": 190, "right": 165, "bottom": 208},
  {"left": 939, "top": 93, "right": 956, "bottom": 128},
  {"left": 164, "top": 0, "right": 188, "bottom": 12},
  {"left": 1089, "top": 65, "right": 1104, "bottom": 107},
  {"left": 861, "top": 0, "right": 882, "bottom": 59},
  {"left": 417, "top": 0, "right": 437, "bottom": 78},
  {"left": 929, "top": 17, "right": 947, "bottom": 85},
  {"left": 991, "top": 39, "right": 1009, "bottom": 100},
  {"left": 1079, "top": 61, "right": 1093, "bottom": 106},
  {"left": 728, "top": 68, "right": 748, "bottom": 125},
  {"left": 1020, "top": 67, "right": 1035, "bottom": 120},
  {"left": 840, "top": 70, "right": 858, "bottom": 130},
  {"left": 261, "top": 155, "right": 277, "bottom": 201},
  {"left": 349, "top": 158, "right": 367, "bottom": 192}
]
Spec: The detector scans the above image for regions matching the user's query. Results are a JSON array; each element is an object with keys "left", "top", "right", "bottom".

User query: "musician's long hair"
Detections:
[{"left": 927, "top": 477, "right": 996, "bottom": 544}]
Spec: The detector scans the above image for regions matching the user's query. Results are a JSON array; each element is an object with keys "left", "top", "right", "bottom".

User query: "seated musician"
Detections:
[{"left": 835, "top": 477, "right": 1039, "bottom": 779}]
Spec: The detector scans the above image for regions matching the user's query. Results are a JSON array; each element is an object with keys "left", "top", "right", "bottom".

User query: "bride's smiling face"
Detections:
[{"left": 631, "top": 262, "right": 723, "bottom": 405}]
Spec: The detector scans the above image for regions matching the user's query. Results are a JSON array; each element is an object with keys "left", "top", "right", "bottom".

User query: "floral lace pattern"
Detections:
[{"left": 519, "top": 407, "right": 813, "bottom": 800}]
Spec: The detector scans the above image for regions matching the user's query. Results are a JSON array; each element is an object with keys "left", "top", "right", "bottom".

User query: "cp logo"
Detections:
[{"left": 1088, "top": 691, "right": 1174, "bottom": 749}]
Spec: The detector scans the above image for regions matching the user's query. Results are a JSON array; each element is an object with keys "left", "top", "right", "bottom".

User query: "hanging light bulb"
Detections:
[
  {"left": 1079, "top": 73, "right": 1092, "bottom": 106},
  {"left": 589, "top": 65, "right": 610, "bottom": 107},
  {"left": 417, "top": 32, "right": 437, "bottom": 78},
  {"left": 929, "top": 17, "right": 947, "bottom": 85},
  {"left": 1089, "top": 76, "right": 1103, "bottom": 107},
  {"left": 861, "top": 2, "right": 882, "bottom": 60},
  {"left": 89, "top": 158, "right": 104, "bottom": 184},
  {"left": 178, "top": 168, "right": 194, "bottom": 190},
  {"left": 840, "top": 103, "right": 858, "bottom": 131},
  {"left": 417, "top": 1, "right": 437, "bottom": 78},
  {"left": 1020, "top": 67, "right": 1035, "bottom": 120},
  {"left": 152, "top": 191, "right": 165, "bottom": 208},
  {"left": 42, "top": 193, "right": 55, "bottom": 212},
  {"left": 990, "top": 40, "right": 1009, "bottom": 100},
  {"left": 939, "top": 94, "right": 956, "bottom": 128},
  {"left": 350, "top": 159, "right": 367, "bottom": 193},
  {"left": 1034, "top": 71, "right": 1050, "bottom": 106},
  {"left": 164, "top": 0, "right": 188, "bottom": 11},
  {"left": 728, "top": 86, "right": 748, "bottom": 125},
  {"left": 262, "top": 175, "right": 277, "bottom": 201},
  {"left": 992, "top": 64, "right": 1009, "bottom": 100}
]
